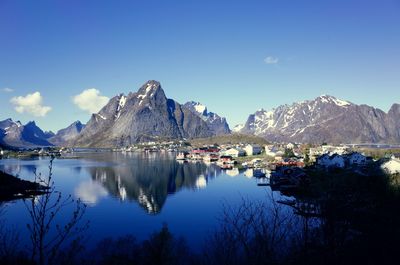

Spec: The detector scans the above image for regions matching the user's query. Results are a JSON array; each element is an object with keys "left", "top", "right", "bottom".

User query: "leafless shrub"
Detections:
[
  {"left": 203, "top": 193, "right": 299, "bottom": 265},
  {"left": 24, "top": 158, "right": 89, "bottom": 265}
]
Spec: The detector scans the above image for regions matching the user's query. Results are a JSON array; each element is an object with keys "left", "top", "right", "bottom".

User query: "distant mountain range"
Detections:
[
  {"left": 48, "top": 121, "right": 85, "bottom": 146},
  {"left": 233, "top": 95, "right": 400, "bottom": 144},
  {"left": 0, "top": 119, "right": 54, "bottom": 148},
  {"left": 0, "top": 119, "right": 85, "bottom": 148},
  {"left": 2, "top": 84, "right": 400, "bottom": 148}
]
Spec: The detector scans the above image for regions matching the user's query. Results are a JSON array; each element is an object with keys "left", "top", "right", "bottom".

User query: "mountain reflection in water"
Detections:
[{"left": 76, "top": 152, "right": 222, "bottom": 214}]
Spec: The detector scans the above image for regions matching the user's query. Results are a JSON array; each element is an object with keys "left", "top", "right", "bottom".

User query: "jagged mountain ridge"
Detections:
[
  {"left": 183, "top": 101, "right": 230, "bottom": 135},
  {"left": 71, "top": 80, "right": 225, "bottom": 147},
  {"left": 48, "top": 121, "right": 85, "bottom": 146},
  {"left": 0, "top": 119, "right": 53, "bottom": 148},
  {"left": 234, "top": 95, "right": 400, "bottom": 144}
]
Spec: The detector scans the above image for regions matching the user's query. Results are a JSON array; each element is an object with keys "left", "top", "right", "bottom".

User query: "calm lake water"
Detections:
[{"left": 0, "top": 151, "right": 288, "bottom": 249}]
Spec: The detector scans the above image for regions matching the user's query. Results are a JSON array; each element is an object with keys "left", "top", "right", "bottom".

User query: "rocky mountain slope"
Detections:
[
  {"left": 48, "top": 121, "right": 85, "bottom": 146},
  {"left": 234, "top": 95, "right": 400, "bottom": 144},
  {"left": 0, "top": 119, "right": 53, "bottom": 148},
  {"left": 183, "top": 101, "right": 230, "bottom": 135},
  {"left": 71, "top": 80, "right": 221, "bottom": 147}
]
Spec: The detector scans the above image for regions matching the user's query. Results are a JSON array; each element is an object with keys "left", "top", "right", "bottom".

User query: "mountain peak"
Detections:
[
  {"left": 136, "top": 80, "right": 165, "bottom": 103},
  {"left": 316, "top": 94, "right": 351, "bottom": 107},
  {"left": 27, "top": 120, "right": 36, "bottom": 124},
  {"left": 138, "top": 80, "right": 161, "bottom": 94},
  {"left": 185, "top": 101, "right": 207, "bottom": 115}
]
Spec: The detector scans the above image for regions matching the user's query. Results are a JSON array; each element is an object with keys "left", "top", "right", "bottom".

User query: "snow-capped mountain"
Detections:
[
  {"left": 71, "top": 80, "right": 216, "bottom": 147},
  {"left": 234, "top": 95, "right": 400, "bottom": 144},
  {"left": 0, "top": 119, "right": 53, "bottom": 148},
  {"left": 183, "top": 101, "right": 230, "bottom": 135}
]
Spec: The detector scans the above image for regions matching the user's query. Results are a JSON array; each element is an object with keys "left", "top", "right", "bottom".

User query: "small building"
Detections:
[
  {"left": 222, "top": 148, "right": 245, "bottom": 158},
  {"left": 347, "top": 152, "right": 369, "bottom": 166},
  {"left": 286, "top": 143, "right": 295, "bottom": 150},
  {"left": 244, "top": 144, "right": 262, "bottom": 156},
  {"left": 265, "top": 145, "right": 279, "bottom": 157},
  {"left": 317, "top": 153, "right": 345, "bottom": 168},
  {"left": 381, "top": 156, "right": 400, "bottom": 174}
]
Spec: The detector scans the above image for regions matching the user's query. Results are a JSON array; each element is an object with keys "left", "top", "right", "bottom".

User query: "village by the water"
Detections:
[{"left": 3, "top": 140, "right": 400, "bottom": 195}]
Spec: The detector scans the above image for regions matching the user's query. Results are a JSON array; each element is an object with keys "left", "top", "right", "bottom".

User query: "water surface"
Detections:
[{"left": 0, "top": 151, "right": 285, "bottom": 249}]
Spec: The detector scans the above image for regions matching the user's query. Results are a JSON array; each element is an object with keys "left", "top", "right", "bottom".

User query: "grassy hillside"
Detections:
[{"left": 190, "top": 133, "right": 269, "bottom": 147}]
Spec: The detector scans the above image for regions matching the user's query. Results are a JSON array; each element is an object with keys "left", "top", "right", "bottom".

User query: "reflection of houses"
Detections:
[
  {"left": 244, "top": 168, "right": 254, "bottom": 178},
  {"left": 243, "top": 168, "right": 266, "bottom": 178},
  {"left": 195, "top": 175, "right": 207, "bottom": 189},
  {"left": 225, "top": 168, "right": 239, "bottom": 177},
  {"left": 244, "top": 144, "right": 262, "bottom": 156}
]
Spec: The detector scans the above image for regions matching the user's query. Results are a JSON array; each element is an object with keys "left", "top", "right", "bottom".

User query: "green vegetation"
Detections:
[{"left": 283, "top": 148, "right": 295, "bottom": 158}]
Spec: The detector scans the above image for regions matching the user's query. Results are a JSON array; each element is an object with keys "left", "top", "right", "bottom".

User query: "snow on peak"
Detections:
[
  {"left": 318, "top": 95, "right": 351, "bottom": 107},
  {"left": 194, "top": 103, "right": 207, "bottom": 114},
  {"left": 332, "top": 97, "right": 351, "bottom": 107},
  {"left": 137, "top": 82, "right": 160, "bottom": 106}
]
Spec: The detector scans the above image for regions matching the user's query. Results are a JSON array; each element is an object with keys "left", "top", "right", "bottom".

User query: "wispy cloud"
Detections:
[
  {"left": 264, "top": 56, "right": 279, "bottom": 64},
  {"left": 73, "top": 88, "right": 109, "bottom": 114},
  {"left": 2, "top": 87, "right": 14, "bottom": 93},
  {"left": 10, "top": 92, "right": 52, "bottom": 117}
]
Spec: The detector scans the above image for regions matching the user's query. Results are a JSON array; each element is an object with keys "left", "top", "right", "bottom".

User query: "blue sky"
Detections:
[{"left": 1, "top": 0, "right": 399, "bottom": 132}]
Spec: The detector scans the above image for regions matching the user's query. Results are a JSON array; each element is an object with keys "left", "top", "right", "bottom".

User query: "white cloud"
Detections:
[
  {"left": 10, "top": 92, "right": 52, "bottom": 117},
  {"left": 264, "top": 56, "right": 279, "bottom": 64},
  {"left": 2, "top": 87, "right": 14, "bottom": 93},
  {"left": 73, "top": 88, "right": 109, "bottom": 114},
  {"left": 75, "top": 180, "right": 108, "bottom": 205}
]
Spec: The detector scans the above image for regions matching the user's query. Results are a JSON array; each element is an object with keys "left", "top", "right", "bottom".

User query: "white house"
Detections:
[
  {"left": 317, "top": 154, "right": 346, "bottom": 168},
  {"left": 381, "top": 156, "right": 400, "bottom": 174},
  {"left": 347, "top": 152, "right": 368, "bottom": 166},
  {"left": 244, "top": 144, "right": 262, "bottom": 156},
  {"left": 286, "top": 143, "right": 295, "bottom": 149},
  {"left": 222, "top": 148, "right": 245, "bottom": 158},
  {"left": 265, "top": 145, "right": 278, "bottom": 157}
]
